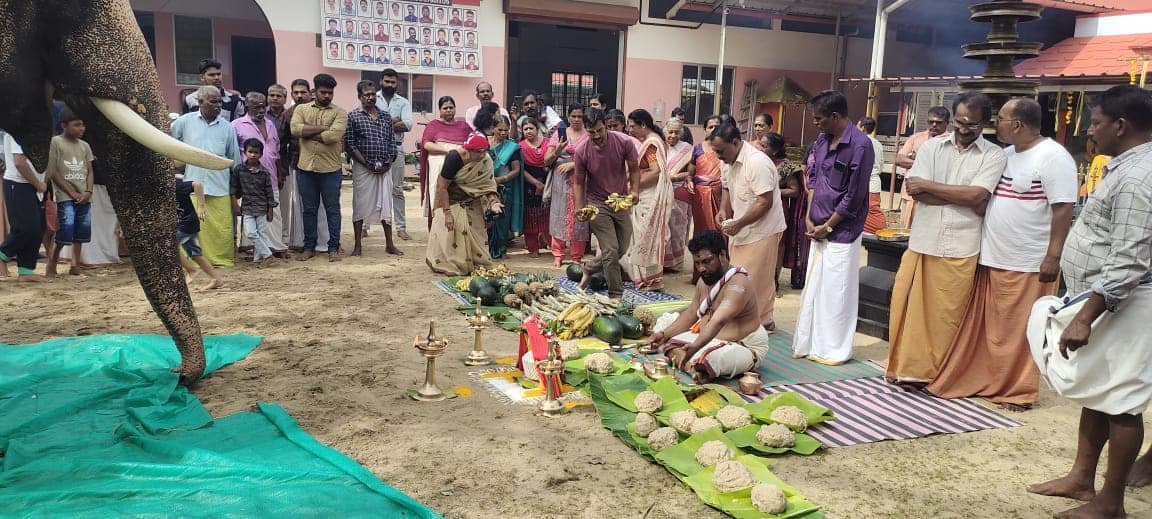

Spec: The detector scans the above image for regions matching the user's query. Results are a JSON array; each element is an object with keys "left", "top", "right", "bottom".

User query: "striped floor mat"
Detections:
[{"left": 766, "top": 377, "right": 1022, "bottom": 447}]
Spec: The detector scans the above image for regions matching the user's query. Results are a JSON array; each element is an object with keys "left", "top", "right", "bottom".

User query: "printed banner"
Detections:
[{"left": 321, "top": 0, "right": 482, "bottom": 77}]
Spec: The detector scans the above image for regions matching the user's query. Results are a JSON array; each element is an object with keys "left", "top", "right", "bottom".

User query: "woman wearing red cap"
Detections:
[{"left": 426, "top": 132, "right": 504, "bottom": 275}]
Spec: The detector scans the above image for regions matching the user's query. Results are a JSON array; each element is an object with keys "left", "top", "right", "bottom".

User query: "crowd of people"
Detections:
[{"left": 0, "top": 49, "right": 1150, "bottom": 519}]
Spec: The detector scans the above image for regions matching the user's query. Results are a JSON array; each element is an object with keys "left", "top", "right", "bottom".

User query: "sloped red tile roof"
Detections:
[
  {"left": 1015, "top": 34, "right": 1152, "bottom": 77},
  {"left": 1045, "top": 0, "right": 1151, "bottom": 11}
]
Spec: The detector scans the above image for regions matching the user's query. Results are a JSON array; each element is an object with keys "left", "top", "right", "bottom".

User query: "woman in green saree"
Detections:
[{"left": 485, "top": 115, "right": 523, "bottom": 259}]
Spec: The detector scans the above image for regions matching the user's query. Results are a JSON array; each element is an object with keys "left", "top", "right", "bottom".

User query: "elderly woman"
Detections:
[
  {"left": 420, "top": 95, "right": 473, "bottom": 229},
  {"left": 620, "top": 109, "right": 672, "bottom": 291},
  {"left": 663, "top": 118, "right": 694, "bottom": 272},
  {"left": 750, "top": 113, "right": 774, "bottom": 153},
  {"left": 546, "top": 102, "right": 591, "bottom": 267},
  {"left": 425, "top": 133, "right": 503, "bottom": 275},
  {"left": 518, "top": 116, "right": 555, "bottom": 257},
  {"left": 485, "top": 114, "right": 523, "bottom": 259}
]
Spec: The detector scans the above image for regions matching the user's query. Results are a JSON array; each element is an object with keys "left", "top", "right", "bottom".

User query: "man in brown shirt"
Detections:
[{"left": 290, "top": 74, "right": 348, "bottom": 262}]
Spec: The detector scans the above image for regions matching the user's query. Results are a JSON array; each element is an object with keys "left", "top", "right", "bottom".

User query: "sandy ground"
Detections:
[{"left": 4, "top": 180, "right": 1152, "bottom": 519}]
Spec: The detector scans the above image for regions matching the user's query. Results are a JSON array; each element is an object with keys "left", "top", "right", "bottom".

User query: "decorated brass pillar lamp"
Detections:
[
  {"left": 412, "top": 320, "right": 449, "bottom": 401},
  {"left": 465, "top": 297, "right": 493, "bottom": 366},
  {"left": 536, "top": 336, "right": 566, "bottom": 416}
]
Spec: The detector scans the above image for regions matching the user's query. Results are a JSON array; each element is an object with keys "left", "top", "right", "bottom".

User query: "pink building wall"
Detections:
[{"left": 152, "top": 12, "right": 274, "bottom": 113}]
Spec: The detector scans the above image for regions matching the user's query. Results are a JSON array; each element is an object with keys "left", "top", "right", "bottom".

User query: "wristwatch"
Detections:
[{"left": 822, "top": 222, "right": 834, "bottom": 233}]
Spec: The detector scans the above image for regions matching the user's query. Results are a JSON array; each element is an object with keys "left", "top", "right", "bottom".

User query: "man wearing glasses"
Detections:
[
  {"left": 885, "top": 92, "right": 1007, "bottom": 388},
  {"left": 894, "top": 106, "right": 951, "bottom": 228}
]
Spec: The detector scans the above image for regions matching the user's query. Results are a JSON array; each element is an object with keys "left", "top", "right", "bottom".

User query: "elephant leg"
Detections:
[{"left": 45, "top": 3, "right": 206, "bottom": 385}]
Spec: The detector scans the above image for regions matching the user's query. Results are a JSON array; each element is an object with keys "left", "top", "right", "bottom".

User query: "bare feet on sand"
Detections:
[
  {"left": 296, "top": 250, "right": 315, "bottom": 261},
  {"left": 67, "top": 267, "right": 88, "bottom": 277},
  {"left": 1026, "top": 475, "right": 1096, "bottom": 502},
  {"left": 553, "top": 259, "right": 563, "bottom": 268},
  {"left": 258, "top": 256, "right": 278, "bottom": 268},
  {"left": 385, "top": 246, "right": 404, "bottom": 256},
  {"left": 1054, "top": 500, "right": 1126, "bottom": 519},
  {"left": 397, "top": 229, "right": 411, "bottom": 240},
  {"left": 17, "top": 274, "right": 51, "bottom": 282},
  {"left": 328, "top": 251, "right": 342, "bottom": 262},
  {"left": 350, "top": 247, "right": 362, "bottom": 257},
  {"left": 198, "top": 278, "right": 223, "bottom": 290},
  {"left": 1128, "top": 454, "right": 1152, "bottom": 487},
  {"left": 0, "top": 261, "right": 8, "bottom": 277}
]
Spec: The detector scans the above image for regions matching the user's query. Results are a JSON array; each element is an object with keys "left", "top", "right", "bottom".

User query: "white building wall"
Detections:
[{"left": 1075, "top": 12, "right": 1152, "bottom": 37}]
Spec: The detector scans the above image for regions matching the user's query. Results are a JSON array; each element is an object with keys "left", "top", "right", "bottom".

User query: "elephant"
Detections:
[{"left": 0, "top": 0, "right": 233, "bottom": 385}]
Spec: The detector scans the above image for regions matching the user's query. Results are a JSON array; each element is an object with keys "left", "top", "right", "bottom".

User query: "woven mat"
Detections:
[{"left": 763, "top": 377, "right": 1022, "bottom": 447}]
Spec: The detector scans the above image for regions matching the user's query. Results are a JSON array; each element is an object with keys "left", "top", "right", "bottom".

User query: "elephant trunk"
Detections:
[{"left": 45, "top": 2, "right": 208, "bottom": 385}]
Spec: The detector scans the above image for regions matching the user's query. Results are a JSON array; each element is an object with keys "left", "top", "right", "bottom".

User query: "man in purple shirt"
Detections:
[
  {"left": 792, "top": 90, "right": 874, "bottom": 365},
  {"left": 232, "top": 92, "right": 285, "bottom": 254},
  {"left": 572, "top": 107, "right": 640, "bottom": 299}
]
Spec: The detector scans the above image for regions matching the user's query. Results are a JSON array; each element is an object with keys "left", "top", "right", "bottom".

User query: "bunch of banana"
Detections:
[
  {"left": 454, "top": 277, "right": 473, "bottom": 291},
  {"left": 606, "top": 193, "right": 634, "bottom": 211},
  {"left": 577, "top": 205, "right": 600, "bottom": 220},
  {"left": 556, "top": 301, "right": 597, "bottom": 337}
]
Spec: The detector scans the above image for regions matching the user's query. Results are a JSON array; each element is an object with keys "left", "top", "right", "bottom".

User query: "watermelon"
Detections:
[
  {"left": 589, "top": 272, "right": 607, "bottom": 291},
  {"left": 616, "top": 315, "right": 644, "bottom": 340},
  {"left": 488, "top": 276, "right": 504, "bottom": 290},
  {"left": 566, "top": 263, "right": 584, "bottom": 282},
  {"left": 468, "top": 276, "right": 488, "bottom": 296},
  {"left": 477, "top": 285, "right": 500, "bottom": 306},
  {"left": 591, "top": 316, "right": 623, "bottom": 344}
]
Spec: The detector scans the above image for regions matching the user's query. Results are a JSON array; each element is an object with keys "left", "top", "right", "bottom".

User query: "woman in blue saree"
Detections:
[{"left": 486, "top": 114, "right": 523, "bottom": 258}]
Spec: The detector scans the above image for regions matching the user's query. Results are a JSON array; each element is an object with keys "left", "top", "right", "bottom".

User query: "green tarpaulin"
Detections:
[{"left": 0, "top": 334, "right": 441, "bottom": 518}]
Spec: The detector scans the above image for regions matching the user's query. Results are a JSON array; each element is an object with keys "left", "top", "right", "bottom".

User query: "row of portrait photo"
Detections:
[
  {"left": 325, "top": 0, "right": 478, "bottom": 27},
  {"left": 325, "top": 19, "right": 478, "bottom": 49},
  {"left": 326, "top": 41, "right": 479, "bottom": 70}
]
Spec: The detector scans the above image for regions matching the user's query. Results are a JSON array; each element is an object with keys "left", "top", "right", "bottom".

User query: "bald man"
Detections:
[{"left": 465, "top": 82, "right": 509, "bottom": 130}]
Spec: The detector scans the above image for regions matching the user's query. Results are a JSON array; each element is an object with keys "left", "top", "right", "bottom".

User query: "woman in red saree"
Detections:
[
  {"left": 419, "top": 96, "right": 473, "bottom": 229},
  {"left": 518, "top": 117, "right": 556, "bottom": 256},
  {"left": 663, "top": 118, "right": 694, "bottom": 272},
  {"left": 690, "top": 115, "right": 725, "bottom": 239}
]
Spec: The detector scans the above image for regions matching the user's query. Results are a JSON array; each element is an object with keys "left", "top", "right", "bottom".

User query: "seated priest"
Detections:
[{"left": 645, "top": 230, "right": 769, "bottom": 383}]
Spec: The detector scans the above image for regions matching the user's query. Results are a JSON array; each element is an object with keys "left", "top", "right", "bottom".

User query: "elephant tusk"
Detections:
[{"left": 90, "top": 97, "right": 233, "bottom": 171}]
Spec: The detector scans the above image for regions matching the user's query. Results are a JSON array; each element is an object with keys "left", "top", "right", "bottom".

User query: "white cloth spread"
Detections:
[{"left": 1028, "top": 285, "right": 1152, "bottom": 415}]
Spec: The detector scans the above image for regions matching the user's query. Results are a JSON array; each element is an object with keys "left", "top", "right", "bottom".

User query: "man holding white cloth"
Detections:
[{"left": 1026, "top": 85, "right": 1152, "bottom": 519}]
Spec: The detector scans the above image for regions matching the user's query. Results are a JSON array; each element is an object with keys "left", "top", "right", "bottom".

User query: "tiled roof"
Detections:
[
  {"left": 1046, "top": 0, "right": 1151, "bottom": 12},
  {"left": 1015, "top": 34, "right": 1152, "bottom": 77}
]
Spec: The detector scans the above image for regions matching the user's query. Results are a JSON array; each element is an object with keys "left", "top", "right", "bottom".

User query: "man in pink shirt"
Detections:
[
  {"left": 572, "top": 108, "right": 640, "bottom": 299},
  {"left": 894, "top": 106, "right": 950, "bottom": 228},
  {"left": 232, "top": 92, "right": 285, "bottom": 253}
]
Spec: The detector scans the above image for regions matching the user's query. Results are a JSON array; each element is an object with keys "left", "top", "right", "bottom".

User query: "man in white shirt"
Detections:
[
  {"left": 713, "top": 123, "right": 787, "bottom": 331},
  {"left": 858, "top": 116, "right": 887, "bottom": 234},
  {"left": 0, "top": 132, "right": 49, "bottom": 281},
  {"left": 885, "top": 92, "right": 1007, "bottom": 386},
  {"left": 464, "top": 82, "right": 509, "bottom": 130},
  {"left": 927, "top": 98, "right": 1077, "bottom": 410}
]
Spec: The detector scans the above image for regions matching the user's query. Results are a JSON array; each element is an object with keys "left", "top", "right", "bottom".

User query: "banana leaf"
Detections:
[
  {"left": 587, "top": 375, "right": 646, "bottom": 456},
  {"left": 745, "top": 393, "right": 835, "bottom": 427},
  {"left": 688, "top": 384, "right": 750, "bottom": 416},
  {"left": 566, "top": 353, "right": 633, "bottom": 383},
  {"left": 653, "top": 427, "right": 743, "bottom": 479},
  {"left": 683, "top": 454, "right": 823, "bottom": 519},
  {"left": 725, "top": 425, "right": 822, "bottom": 456},
  {"left": 455, "top": 303, "right": 521, "bottom": 332}
]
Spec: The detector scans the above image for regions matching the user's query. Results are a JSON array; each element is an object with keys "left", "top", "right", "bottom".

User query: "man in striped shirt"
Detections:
[{"left": 927, "top": 98, "right": 1077, "bottom": 410}]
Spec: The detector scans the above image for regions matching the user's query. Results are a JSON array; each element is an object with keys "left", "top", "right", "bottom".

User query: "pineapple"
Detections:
[
  {"left": 513, "top": 282, "right": 532, "bottom": 300},
  {"left": 634, "top": 307, "right": 655, "bottom": 332},
  {"left": 503, "top": 294, "right": 523, "bottom": 308}
]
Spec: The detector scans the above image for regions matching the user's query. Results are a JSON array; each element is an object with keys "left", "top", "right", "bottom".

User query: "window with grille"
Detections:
[
  {"left": 679, "top": 64, "right": 734, "bottom": 125},
  {"left": 550, "top": 72, "right": 597, "bottom": 112},
  {"left": 174, "top": 15, "right": 213, "bottom": 86}
]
